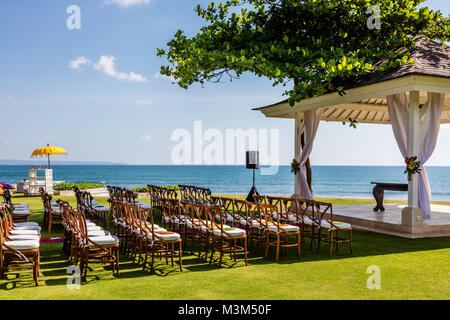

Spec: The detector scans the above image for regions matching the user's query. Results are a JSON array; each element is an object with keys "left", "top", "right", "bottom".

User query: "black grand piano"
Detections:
[{"left": 371, "top": 182, "right": 408, "bottom": 212}]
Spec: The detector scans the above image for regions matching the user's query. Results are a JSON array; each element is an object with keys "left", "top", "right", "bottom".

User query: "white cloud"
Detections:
[
  {"left": 94, "top": 55, "right": 147, "bottom": 83},
  {"left": 104, "top": 0, "right": 151, "bottom": 8},
  {"left": 141, "top": 134, "right": 152, "bottom": 142},
  {"left": 69, "top": 56, "right": 90, "bottom": 70},
  {"left": 131, "top": 100, "right": 153, "bottom": 105},
  {"left": 154, "top": 72, "right": 177, "bottom": 83}
]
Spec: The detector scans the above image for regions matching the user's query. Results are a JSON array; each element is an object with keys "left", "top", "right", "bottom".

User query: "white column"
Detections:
[
  {"left": 293, "top": 113, "right": 302, "bottom": 197},
  {"left": 408, "top": 91, "right": 420, "bottom": 207},
  {"left": 402, "top": 91, "right": 423, "bottom": 227}
]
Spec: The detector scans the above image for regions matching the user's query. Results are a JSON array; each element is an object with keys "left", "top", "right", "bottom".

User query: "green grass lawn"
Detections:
[{"left": 1, "top": 194, "right": 449, "bottom": 300}]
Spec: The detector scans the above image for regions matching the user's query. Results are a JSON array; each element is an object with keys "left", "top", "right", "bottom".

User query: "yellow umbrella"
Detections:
[{"left": 31, "top": 144, "right": 68, "bottom": 168}]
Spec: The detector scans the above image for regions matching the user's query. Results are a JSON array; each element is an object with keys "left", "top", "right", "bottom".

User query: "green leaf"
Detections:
[{"left": 158, "top": 0, "right": 448, "bottom": 103}]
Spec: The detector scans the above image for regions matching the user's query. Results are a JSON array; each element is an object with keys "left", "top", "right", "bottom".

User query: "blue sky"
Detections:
[{"left": 0, "top": 0, "right": 449, "bottom": 166}]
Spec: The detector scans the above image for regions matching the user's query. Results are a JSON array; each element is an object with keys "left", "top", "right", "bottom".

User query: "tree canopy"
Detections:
[{"left": 158, "top": 0, "right": 449, "bottom": 105}]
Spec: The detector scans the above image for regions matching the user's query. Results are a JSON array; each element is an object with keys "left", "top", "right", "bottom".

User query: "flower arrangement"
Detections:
[
  {"left": 290, "top": 158, "right": 301, "bottom": 175},
  {"left": 404, "top": 156, "right": 421, "bottom": 180},
  {"left": 0, "top": 183, "right": 15, "bottom": 190}
]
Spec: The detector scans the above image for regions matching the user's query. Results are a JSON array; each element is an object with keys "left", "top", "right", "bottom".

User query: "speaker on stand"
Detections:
[{"left": 245, "top": 151, "right": 260, "bottom": 202}]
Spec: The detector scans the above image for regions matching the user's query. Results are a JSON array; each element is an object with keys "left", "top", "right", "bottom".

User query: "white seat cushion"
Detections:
[
  {"left": 141, "top": 227, "right": 167, "bottom": 233},
  {"left": 7, "top": 234, "right": 40, "bottom": 241},
  {"left": 13, "top": 210, "right": 30, "bottom": 215},
  {"left": 213, "top": 227, "right": 246, "bottom": 238},
  {"left": 14, "top": 222, "right": 39, "bottom": 227},
  {"left": 288, "top": 216, "right": 315, "bottom": 226},
  {"left": 239, "top": 219, "right": 248, "bottom": 225},
  {"left": 164, "top": 216, "right": 185, "bottom": 224},
  {"left": 88, "top": 230, "right": 111, "bottom": 237},
  {"left": 151, "top": 231, "right": 181, "bottom": 241},
  {"left": 304, "top": 217, "right": 316, "bottom": 226},
  {"left": 319, "top": 220, "right": 352, "bottom": 230},
  {"left": 14, "top": 206, "right": 29, "bottom": 210},
  {"left": 251, "top": 220, "right": 274, "bottom": 228},
  {"left": 3, "top": 240, "right": 40, "bottom": 250},
  {"left": 88, "top": 236, "right": 119, "bottom": 246},
  {"left": 87, "top": 226, "right": 103, "bottom": 232},
  {"left": 186, "top": 219, "right": 202, "bottom": 228},
  {"left": 274, "top": 212, "right": 295, "bottom": 219},
  {"left": 10, "top": 229, "right": 40, "bottom": 236},
  {"left": 138, "top": 203, "right": 151, "bottom": 210},
  {"left": 12, "top": 225, "right": 41, "bottom": 231},
  {"left": 201, "top": 224, "right": 230, "bottom": 232},
  {"left": 268, "top": 224, "right": 300, "bottom": 233}
]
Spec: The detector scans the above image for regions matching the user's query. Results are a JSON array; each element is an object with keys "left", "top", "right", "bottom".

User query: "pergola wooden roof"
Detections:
[
  {"left": 255, "top": 92, "right": 450, "bottom": 124},
  {"left": 254, "top": 37, "right": 450, "bottom": 124}
]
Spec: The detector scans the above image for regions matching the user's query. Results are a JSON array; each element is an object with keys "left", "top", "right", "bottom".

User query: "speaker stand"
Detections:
[{"left": 246, "top": 168, "right": 259, "bottom": 202}]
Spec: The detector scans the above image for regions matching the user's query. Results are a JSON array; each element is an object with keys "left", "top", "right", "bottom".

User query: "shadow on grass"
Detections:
[
  {"left": 4, "top": 195, "right": 450, "bottom": 291},
  {"left": 2, "top": 229, "right": 450, "bottom": 291}
]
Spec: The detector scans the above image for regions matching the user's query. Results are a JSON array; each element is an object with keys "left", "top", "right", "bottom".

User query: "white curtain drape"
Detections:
[
  {"left": 299, "top": 109, "right": 323, "bottom": 200},
  {"left": 387, "top": 94, "right": 409, "bottom": 157},
  {"left": 418, "top": 93, "right": 444, "bottom": 219},
  {"left": 387, "top": 92, "right": 444, "bottom": 220}
]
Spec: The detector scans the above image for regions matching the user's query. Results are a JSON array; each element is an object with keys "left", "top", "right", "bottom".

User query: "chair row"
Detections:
[
  {"left": 107, "top": 186, "right": 151, "bottom": 209},
  {"left": 177, "top": 185, "right": 212, "bottom": 204},
  {"left": 160, "top": 199, "right": 249, "bottom": 267},
  {"left": 159, "top": 193, "right": 352, "bottom": 258},
  {"left": 253, "top": 195, "right": 353, "bottom": 256},
  {"left": 0, "top": 204, "right": 41, "bottom": 286},
  {"left": 2, "top": 190, "right": 31, "bottom": 223},
  {"left": 158, "top": 197, "right": 297, "bottom": 263},
  {"left": 147, "top": 185, "right": 178, "bottom": 215},
  {"left": 60, "top": 201, "right": 120, "bottom": 278},
  {"left": 74, "top": 188, "right": 110, "bottom": 228},
  {"left": 109, "top": 200, "right": 182, "bottom": 273}
]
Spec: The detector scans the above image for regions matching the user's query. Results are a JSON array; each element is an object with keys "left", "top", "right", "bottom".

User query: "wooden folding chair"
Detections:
[
  {"left": 205, "top": 205, "right": 247, "bottom": 268},
  {"left": 314, "top": 201, "right": 353, "bottom": 256},
  {"left": 0, "top": 210, "right": 40, "bottom": 286},
  {"left": 140, "top": 207, "right": 182, "bottom": 274},
  {"left": 74, "top": 211, "right": 120, "bottom": 278},
  {"left": 258, "top": 203, "right": 301, "bottom": 262},
  {"left": 266, "top": 196, "right": 297, "bottom": 223},
  {"left": 41, "top": 193, "right": 63, "bottom": 233}
]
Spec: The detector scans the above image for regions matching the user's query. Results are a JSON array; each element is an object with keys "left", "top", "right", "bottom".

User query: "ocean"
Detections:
[{"left": 1, "top": 165, "right": 450, "bottom": 201}]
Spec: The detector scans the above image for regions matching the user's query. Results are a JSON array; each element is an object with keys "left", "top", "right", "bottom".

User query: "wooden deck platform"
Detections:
[{"left": 332, "top": 203, "right": 450, "bottom": 238}]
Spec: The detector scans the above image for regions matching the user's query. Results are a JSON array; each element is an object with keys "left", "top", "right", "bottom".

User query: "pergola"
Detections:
[{"left": 254, "top": 37, "right": 450, "bottom": 232}]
